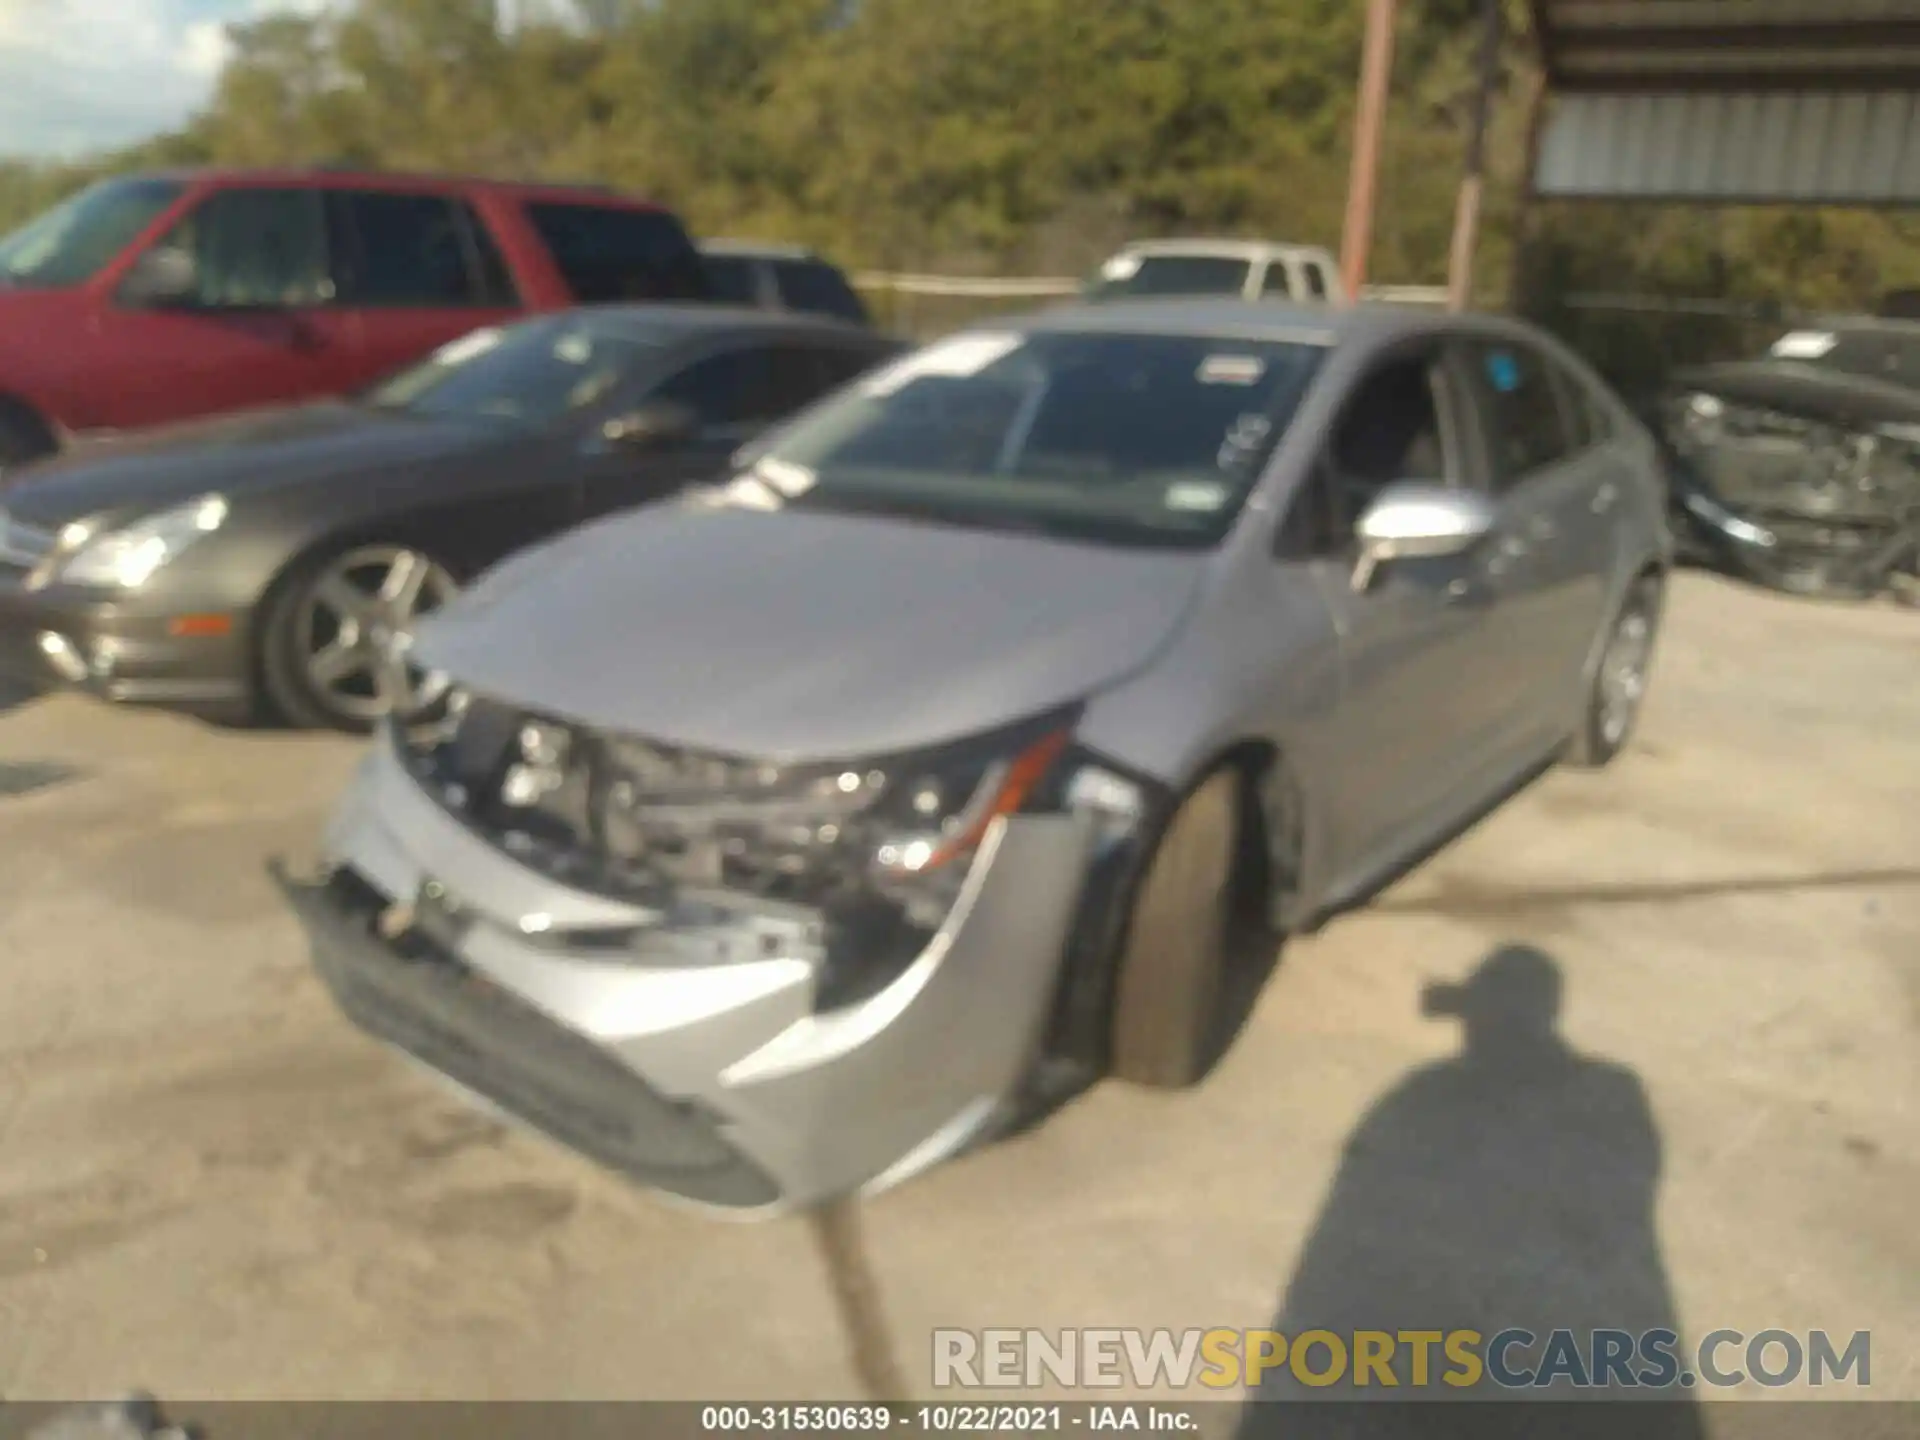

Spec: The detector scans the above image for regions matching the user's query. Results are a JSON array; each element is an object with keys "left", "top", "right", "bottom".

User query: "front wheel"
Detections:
[
  {"left": 1109, "top": 770, "right": 1241, "bottom": 1089},
  {"left": 259, "top": 541, "right": 461, "bottom": 732},
  {"left": 1567, "top": 573, "right": 1663, "bottom": 769}
]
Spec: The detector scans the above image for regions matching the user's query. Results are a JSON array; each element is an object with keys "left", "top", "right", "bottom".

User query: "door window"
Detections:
[
  {"left": 772, "top": 259, "right": 868, "bottom": 323},
  {"left": 141, "top": 187, "right": 331, "bottom": 308},
  {"left": 1310, "top": 351, "right": 1454, "bottom": 547},
  {"left": 1302, "top": 262, "right": 1331, "bottom": 301},
  {"left": 651, "top": 345, "right": 776, "bottom": 435},
  {"left": 701, "top": 253, "right": 763, "bottom": 306},
  {"left": 1259, "top": 262, "right": 1295, "bottom": 299},
  {"left": 329, "top": 191, "right": 514, "bottom": 306},
  {"left": 522, "top": 202, "right": 709, "bottom": 304},
  {"left": 1457, "top": 339, "right": 1573, "bottom": 491}
]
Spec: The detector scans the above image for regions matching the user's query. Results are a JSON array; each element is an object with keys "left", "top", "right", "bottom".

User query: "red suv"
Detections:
[{"left": 0, "top": 167, "right": 710, "bottom": 471}]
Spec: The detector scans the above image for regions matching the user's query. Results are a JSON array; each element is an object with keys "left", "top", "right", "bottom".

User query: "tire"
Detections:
[
  {"left": 0, "top": 401, "right": 56, "bottom": 482},
  {"left": 258, "top": 540, "right": 461, "bottom": 733},
  {"left": 1567, "top": 572, "right": 1663, "bottom": 769},
  {"left": 1109, "top": 768, "right": 1241, "bottom": 1089}
]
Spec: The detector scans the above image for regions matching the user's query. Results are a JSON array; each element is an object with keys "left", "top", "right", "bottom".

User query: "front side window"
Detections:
[
  {"left": 738, "top": 329, "right": 1327, "bottom": 548},
  {"left": 523, "top": 202, "right": 709, "bottom": 304},
  {"left": 773, "top": 259, "right": 868, "bottom": 323},
  {"left": 652, "top": 346, "right": 777, "bottom": 433},
  {"left": 364, "top": 317, "right": 660, "bottom": 427},
  {"left": 1260, "top": 262, "right": 1295, "bottom": 299},
  {"left": 1086, "top": 254, "right": 1254, "bottom": 301},
  {"left": 701, "top": 254, "right": 763, "bottom": 307},
  {"left": 1457, "top": 339, "right": 1572, "bottom": 490},
  {"left": 140, "top": 187, "right": 331, "bottom": 308},
  {"left": 330, "top": 190, "right": 511, "bottom": 306},
  {"left": 0, "top": 177, "right": 184, "bottom": 289}
]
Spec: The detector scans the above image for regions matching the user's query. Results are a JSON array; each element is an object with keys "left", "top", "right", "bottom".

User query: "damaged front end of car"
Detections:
[
  {"left": 275, "top": 688, "right": 1154, "bottom": 1214},
  {"left": 1661, "top": 363, "right": 1920, "bottom": 602}
]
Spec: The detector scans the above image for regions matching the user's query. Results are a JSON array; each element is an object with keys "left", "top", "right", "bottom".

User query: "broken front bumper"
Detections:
[{"left": 282, "top": 741, "right": 1094, "bottom": 1215}]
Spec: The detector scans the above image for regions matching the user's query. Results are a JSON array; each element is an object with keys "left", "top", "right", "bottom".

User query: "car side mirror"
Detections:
[
  {"left": 118, "top": 245, "right": 199, "bottom": 308},
  {"left": 601, "top": 400, "right": 700, "bottom": 452},
  {"left": 1351, "top": 481, "right": 1496, "bottom": 592}
]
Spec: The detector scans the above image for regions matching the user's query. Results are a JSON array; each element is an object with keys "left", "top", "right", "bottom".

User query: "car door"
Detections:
[
  {"left": 88, "top": 185, "right": 363, "bottom": 429},
  {"left": 1450, "top": 336, "right": 1598, "bottom": 748},
  {"left": 1283, "top": 340, "right": 1516, "bottom": 879},
  {"left": 327, "top": 188, "right": 523, "bottom": 385}
]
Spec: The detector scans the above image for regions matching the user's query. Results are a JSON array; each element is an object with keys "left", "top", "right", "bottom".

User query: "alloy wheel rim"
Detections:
[
  {"left": 1598, "top": 607, "right": 1652, "bottom": 747},
  {"left": 295, "top": 545, "right": 458, "bottom": 723}
]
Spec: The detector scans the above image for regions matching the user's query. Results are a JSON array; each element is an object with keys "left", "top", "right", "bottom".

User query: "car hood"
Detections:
[
  {"left": 1672, "top": 360, "right": 1920, "bottom": 431},
  {"left": 414, "top": 500, "right": 1208, "bottom": 761},
  {"left": 0, "top": 402, "right": 516, "bottom": 528}
]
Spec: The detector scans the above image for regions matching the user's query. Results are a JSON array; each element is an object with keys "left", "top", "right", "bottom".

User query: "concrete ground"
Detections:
[{"left": 0, "top": 570, "right": 1913, "bottom": 1406}]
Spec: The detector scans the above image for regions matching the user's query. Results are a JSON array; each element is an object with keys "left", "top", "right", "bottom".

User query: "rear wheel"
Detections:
[
  {"left": 259, "top": 541, "right": 460, "bottom": 732},
  {"left": 1567, "top": 573, "right": 1662, "bottom": 768},
  {"left": 1109, "top": 769, "right": 1241, "bottom": 1090}
]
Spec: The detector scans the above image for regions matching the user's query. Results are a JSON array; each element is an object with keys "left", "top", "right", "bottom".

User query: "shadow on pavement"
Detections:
[{"left": 1236, "top": 944, "right": 1706, "bottom": 1440}]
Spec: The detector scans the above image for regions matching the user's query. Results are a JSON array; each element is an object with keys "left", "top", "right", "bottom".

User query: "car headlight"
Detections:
[{"left": 54, "top": 493, "right": 228, "bottom": 589}]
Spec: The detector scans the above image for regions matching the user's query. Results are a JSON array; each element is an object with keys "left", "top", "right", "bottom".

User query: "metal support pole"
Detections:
[
  {"left": 1339, "top": 0, "right": 1400, "bottom": 300},
  {"left": 809, "top": 1197, "right": 912, "bottom": 1403},
  {"left": 1505, "top": 69, "right": 1551, "bottom": 313},
  {"left": 1446, "top": 0, "right": 1504, "bottom": 312}
]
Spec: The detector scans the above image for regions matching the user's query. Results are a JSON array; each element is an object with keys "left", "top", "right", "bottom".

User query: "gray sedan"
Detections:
[{"left": 280, "top": 300, "right": 1672, "bottom": 1215}]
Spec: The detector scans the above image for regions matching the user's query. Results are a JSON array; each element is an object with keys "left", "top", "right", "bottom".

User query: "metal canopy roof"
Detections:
[
  {"left": 1528, "top": 1, "right": 1920, "bottom": 202},
  {"left": 1533, "top": 0, "right": 1920, "bottom": 93}
]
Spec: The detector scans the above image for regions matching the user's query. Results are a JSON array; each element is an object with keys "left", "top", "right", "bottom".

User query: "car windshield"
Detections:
[
  {"left": 0, "top": 177, "right": 185, "bottom": 289},
  {"left": 364, "top": 317, "right": 662, "bottom": 426},
  {"left": 726, "top": 329, "right": 1327, "bottom": 548},
  {"left": 1086, "top": 254, "right": 1253, "bottom": 301}
]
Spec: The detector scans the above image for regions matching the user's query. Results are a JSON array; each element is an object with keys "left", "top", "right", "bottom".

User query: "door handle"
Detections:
[{"left": 1592, "top": 482, "right": 1619, "bottom": 514}]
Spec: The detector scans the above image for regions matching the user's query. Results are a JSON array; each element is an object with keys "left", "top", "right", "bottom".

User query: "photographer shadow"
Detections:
[{"left": 1236, "top": 944, "right": 1705, "bottom": 1440}]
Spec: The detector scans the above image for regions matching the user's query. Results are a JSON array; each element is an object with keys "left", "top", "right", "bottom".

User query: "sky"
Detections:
[{"left": 0, "top": 0, "right": 333, "bottom": 160}]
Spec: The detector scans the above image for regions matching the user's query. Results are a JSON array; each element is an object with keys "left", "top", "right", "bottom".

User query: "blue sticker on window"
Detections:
[{"left": 1486, "top": 350, "right": 1521, "bottom": 393}]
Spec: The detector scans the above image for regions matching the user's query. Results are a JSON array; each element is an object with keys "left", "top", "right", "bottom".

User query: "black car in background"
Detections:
[
  {"left": 1660, "top": 317, "right": 1920, "bottom": 601},
  {"left": 698, "top": 241, "right": 870, "bottom": 325},
  {"left": 0, "top": 307, "right": 902, "bottom": 729}
]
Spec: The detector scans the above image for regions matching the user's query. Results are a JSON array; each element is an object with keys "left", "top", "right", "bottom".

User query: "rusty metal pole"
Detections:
[
  {"left": 1339, "top": 0, "right": 1400, "bottom": 301},
  {"left": 1446, "top": 0, "right": 1504, "bottom": 311}
]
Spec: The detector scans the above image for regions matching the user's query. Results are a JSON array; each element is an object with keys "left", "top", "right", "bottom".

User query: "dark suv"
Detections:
[
  {"left": 0, "top": 167, "right": 709, "bottom": 471},
  {"left": 698, "top": 241, "right": 869, "bottom": 325}
]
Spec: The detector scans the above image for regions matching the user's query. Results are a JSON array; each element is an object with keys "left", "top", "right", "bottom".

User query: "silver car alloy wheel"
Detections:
[
  {"left": 1597, "top": 604, "right": 1653, "bottom": 748},
  {"left": 295, "top": 544, "right": 458, "bottom": 724}
]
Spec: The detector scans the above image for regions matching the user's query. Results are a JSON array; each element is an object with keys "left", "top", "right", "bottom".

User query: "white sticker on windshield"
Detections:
[
  {"left": 1199, "top": 354, "right": 1266, "bottom": 385},
  {"left": 1100, "top": 253, "right": 1144, "bottom": 281},
  {"left": 1166, "top": 481, "right": 1229, "bottom": 512},
  {"left": 859, "top": 332, "right": 1025, "bottom": 397},
  {"left": 433, "top": 327, "right": 503, "bottom": 367},
  {"left": 1770, "top": 330, "right": 1837, "bottom": 360}
]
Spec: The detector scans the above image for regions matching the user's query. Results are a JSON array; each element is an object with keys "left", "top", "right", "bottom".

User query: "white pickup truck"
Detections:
[{"left": 1085, "top": 239, "right": 1348, "bottom": 306}]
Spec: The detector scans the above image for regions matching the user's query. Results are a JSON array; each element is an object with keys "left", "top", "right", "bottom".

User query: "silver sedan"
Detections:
[{"left": 280, "top": 299, "right": 1672, "bottom": 1215}]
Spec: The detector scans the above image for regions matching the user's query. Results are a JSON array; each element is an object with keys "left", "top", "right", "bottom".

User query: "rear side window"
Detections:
[
  {"left": 1456, "top": 339, "right": 1573, "bottom": 490},
  {"left": 701, "top": 253, "right": 764, "bottom": 307},
  {"left": 1552, "top": 364, "right": 1613, "bottom": 451},
  {"left": 1259, "top": 262, "right": 1294, "bottom": 299},
  {"left": 523, "top": 202, "right": 708, "bottom": 304},
  {"left": 772, "top": 259, "right": 868, "bottom": 323},
  {"left": 328, "top": 191, "right": 514, "bottom": 306},
  {"left": 147, "top": 187, "right": 331, "bottom": 308}
]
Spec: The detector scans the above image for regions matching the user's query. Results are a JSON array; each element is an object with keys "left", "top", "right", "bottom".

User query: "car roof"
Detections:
[
  {"left": 540, "top": 303, "right": 880, "bottom": 344},
  {"left": 124, "top": 166, "right": 669, "bottom": 208},
  {"left": 1112, "top": 238, "right": 1335, "bottom": 263},
  {"left": 1001, "top": 297, "right": 1512, "bottom": 350},
  {"left": 700, "top": 240, "right": 825, "bottom": 261}
]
